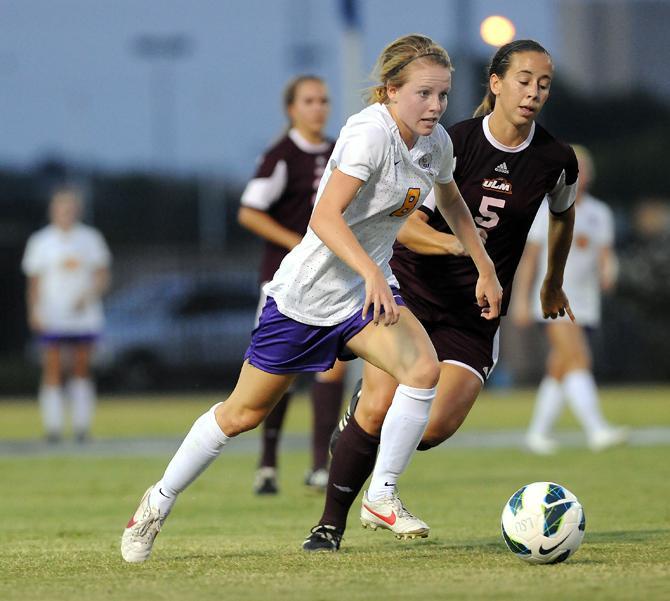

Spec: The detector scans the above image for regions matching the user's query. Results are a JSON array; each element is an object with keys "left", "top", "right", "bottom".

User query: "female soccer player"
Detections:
[
  {"left": 121, "top": 33, "right": 502, "bottom": 563},
  {"left": 303, "top": 39, "right": 577, "bottom": 551},
  {"left": 238, "top": 75, "right": 346, "bottom": 494},
  {"left": 515, "top": 145, "right": 628, "bottom": 453},
  {"left": 22, "top": 186, "right": 111, "bottom": 443}
]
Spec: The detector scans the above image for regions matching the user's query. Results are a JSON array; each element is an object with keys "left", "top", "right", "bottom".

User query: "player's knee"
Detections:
[
  {"left": 218, "top": 406, "right": 262, "bottom": 437},
  {"left": 404, "top": 359, "right": 440, "bottom": 389},
  {"left": 420, "top": 416, "right": 464, "bottom": 449},
  {"left": 356, "top": 395, "right": 389, "bottom": 434}
]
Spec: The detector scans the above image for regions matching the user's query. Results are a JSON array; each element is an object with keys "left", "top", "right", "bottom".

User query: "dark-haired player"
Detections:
[{"left": 303, "top": 39, "right": 578, "bottom": 551}]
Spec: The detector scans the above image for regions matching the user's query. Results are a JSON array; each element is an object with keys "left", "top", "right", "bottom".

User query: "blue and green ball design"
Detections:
[{"left": 501, "top": 481, "right": 585, "bottom": 564}]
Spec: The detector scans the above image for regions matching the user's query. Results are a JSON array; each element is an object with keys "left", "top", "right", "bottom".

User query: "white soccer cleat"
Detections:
[
  {"left": 588, "top": 426, "right": 630, "bottom": 452},
  {"left": 121, "top": 486, "right": 166, "bottom": 563},
  {"left": 360, "top": 490, "right": 429, "bottom": 539},
  {"left": 526, "top": 432, "right": 559, "bottom": 455}
]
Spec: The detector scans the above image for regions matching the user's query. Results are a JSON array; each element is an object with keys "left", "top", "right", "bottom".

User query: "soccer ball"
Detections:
[{"left": 501, "top": 481, "right": 585, "bottom": 564}]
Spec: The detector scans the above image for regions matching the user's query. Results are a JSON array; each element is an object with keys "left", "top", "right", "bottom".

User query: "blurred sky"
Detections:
[{"left": 0, "top": 0, "right": 666, "bottom": 180}]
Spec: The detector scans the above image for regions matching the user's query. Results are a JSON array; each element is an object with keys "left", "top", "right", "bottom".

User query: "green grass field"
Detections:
[{"left": 1, "top": 387, "right": 669, "bottom": 601}]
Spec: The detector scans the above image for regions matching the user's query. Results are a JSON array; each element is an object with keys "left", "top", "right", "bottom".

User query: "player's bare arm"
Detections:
[
  {"left": 599, "top": 245, "right": 618, "bottom": 293},
  {"left": 541, "top": 203, "right": 575, "bottom": 320},
  {"left": 433, "top": 180, "right": 502, "bottom": 319},
  {"left": 309, "top": 168, "right": 399, "bottom": 326},
  {"left": 397, "top": 208, "right": 486, "bottom": 256},
  {"left": 511, "top": 241, "right": 541, "bottom": 327},
  {"left": 76, "top": 266, "right": 111, "bottom": 312},
  {"left": 238, "top": 206, "right": 302, "bottom": 250},
  {"left": 26, "top": 275, "right": 42, "bottom": 332}
]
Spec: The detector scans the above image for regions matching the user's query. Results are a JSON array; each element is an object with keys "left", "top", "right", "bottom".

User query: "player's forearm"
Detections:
[
  {"left": 599, "top": 247, "right": 618, "bottom": 291},
  {"left": 397, "top": 213, "right": 460, "bottom": 255},
  {"left": 93, "top": 268, "right": 111, "bottom": 298},
  {"left": 545, "top": 205, "right": 575, "bottom": 285},
  {"left": 26, "top": 277, "right": 39, "bottom": 315},
  {"left": 439, "top": 195, "right": 494, "bottom": 275},
  {"left": 238, "top": 207, "right": 302, "bottom": 250},
  {"left": 514, "top": 243, "right": 540, "bottom": 302},
  {"left": 310, "top": 206, "right": 379, "bottom": 281}
]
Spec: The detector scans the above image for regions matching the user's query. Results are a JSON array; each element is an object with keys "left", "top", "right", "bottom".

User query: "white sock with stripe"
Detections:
[{"left": 367, "top": 384, "right": 435, "bottom": 502}]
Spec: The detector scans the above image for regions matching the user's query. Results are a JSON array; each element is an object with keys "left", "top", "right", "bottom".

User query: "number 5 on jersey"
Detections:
[
  {"left": 475, "top": 195, "right": 506, "bottom": 228},
  {"left": 390, "top": 188, "right": 421, "bottom": 217}
]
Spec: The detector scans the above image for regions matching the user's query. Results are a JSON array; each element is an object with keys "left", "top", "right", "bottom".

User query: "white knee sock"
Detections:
[
  {"left": 39, "top": 385, "right": 65, "bottom": 438},
  {"left": 563, "top": 369, "right": 608, "bottom": 436},
  {"left": 68, "top": 377, "right": 95, "bottom": 436},
  {"left": 150, "top": 403, "right": 229, "bottom": 515},
  {"left": 367, "top": 384, "right": 435, "bottom": 502},
  {"left": 527, "top": 377, "right": 563, "bottom": 437}
]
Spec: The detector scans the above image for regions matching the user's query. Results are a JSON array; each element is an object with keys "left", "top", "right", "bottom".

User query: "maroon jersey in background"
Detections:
[
  {"left": 241, "top": 129, "right": 335, "bottom": 283},
  {"left": 391, "top": 115, "right": 578, "bottom": 325}
]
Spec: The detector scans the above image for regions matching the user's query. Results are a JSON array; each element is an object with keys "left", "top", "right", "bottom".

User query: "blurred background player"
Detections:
[
  {"left": 514, "top": 144, "right": 628, "bottom": 453},
  {"left": 22, "top": 186, "right": 112, "bottom": 443},
  {"left": 238, "top": 75, "right": 345, "bottom": 493}
]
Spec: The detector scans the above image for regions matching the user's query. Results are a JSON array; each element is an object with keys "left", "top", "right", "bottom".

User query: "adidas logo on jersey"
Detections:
[{"left": 495, "top": 162, "right": 509, "bottom": 174}]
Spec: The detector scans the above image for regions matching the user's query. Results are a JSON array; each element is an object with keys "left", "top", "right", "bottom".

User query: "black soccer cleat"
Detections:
[
  {"left": 302, "top": 524, "right": 344, "bottom": 552},
  {"left": 253, "top": 467, "right": 279, "bottom": 495},
  {"left": 329, "top": 378, "right": 363, "bottom": 456}
]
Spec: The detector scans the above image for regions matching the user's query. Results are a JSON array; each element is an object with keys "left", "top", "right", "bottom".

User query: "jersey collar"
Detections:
[
  {"left": 482, "top": 114, "right": 535, "bottom": 153},
  {"left": 288, "top": 128, "right": 331, "bottom": 154}
]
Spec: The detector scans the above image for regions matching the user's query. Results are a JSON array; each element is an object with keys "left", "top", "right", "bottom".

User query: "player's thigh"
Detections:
[
  {"left": 423, "top": 363, "right": 483, "bottom": 443},
  {"left": 345, "top": 306, "right": 439, "bottom": 388},
  {"left": 546, "top": 322, "right": 591, "bottom": 367},
  {"left": 216, "top": 361, "right": 296, "bottom": 435},
  {"left": 42, "top": 345, "right": 62, "bottom": 385},
  {"left": 71, "top": 343, "right": 94, "bottom": 378},
  {"left": 354, "top": 360, "right": 399, "bottom": 435},
  {"left": 315, "top": 358, "right": 347, "bottom": 383}
]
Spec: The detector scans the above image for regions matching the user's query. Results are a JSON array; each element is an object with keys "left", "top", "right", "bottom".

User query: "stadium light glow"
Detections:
[{"left": 480, "top": 15, "right": 516, "bottom": 47}]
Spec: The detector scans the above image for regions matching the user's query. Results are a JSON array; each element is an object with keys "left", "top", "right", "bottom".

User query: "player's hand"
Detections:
[
  {"left": 540, "top": 279, "right": 575, "bottom": 321},
  {"left": 362, "top": 268, "right": 399, "bottom": 326},
  {"left": 475, "top": 264, "right": 502, "bottom": 320}
]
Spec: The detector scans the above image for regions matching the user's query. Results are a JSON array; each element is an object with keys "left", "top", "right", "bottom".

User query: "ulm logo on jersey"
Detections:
[{"left": 482, "top": 178, "right": 513, "bottom": 194}]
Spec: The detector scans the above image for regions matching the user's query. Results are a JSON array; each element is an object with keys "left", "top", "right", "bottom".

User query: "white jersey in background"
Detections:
[
  {"left": 22, "top": 223, "right": 112, "bottom": 334},
  {"left": 265, "top": 102, "right": 454, "bottom": 326},
  {"left": 528, "top": 194, "right": 614, "bottom": 326}
]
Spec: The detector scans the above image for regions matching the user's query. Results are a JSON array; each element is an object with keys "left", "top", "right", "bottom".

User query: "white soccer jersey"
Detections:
[
  {"left": 264, "top": 103, "right": 454, "bottom": 326},
  {"left": 528, "top": 194, "right": 614, "bottom": 326},
  {"left": 22, "top": 223, "right": 112, "bottom": 334}
]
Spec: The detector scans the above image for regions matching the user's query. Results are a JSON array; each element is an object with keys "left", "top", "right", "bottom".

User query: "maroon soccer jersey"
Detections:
[
  {"left": 241, "top": 130, "right": 335, "bottom": 283},
  {"left": 391, "top": 115, "right": 578, "bottom": 324}
]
